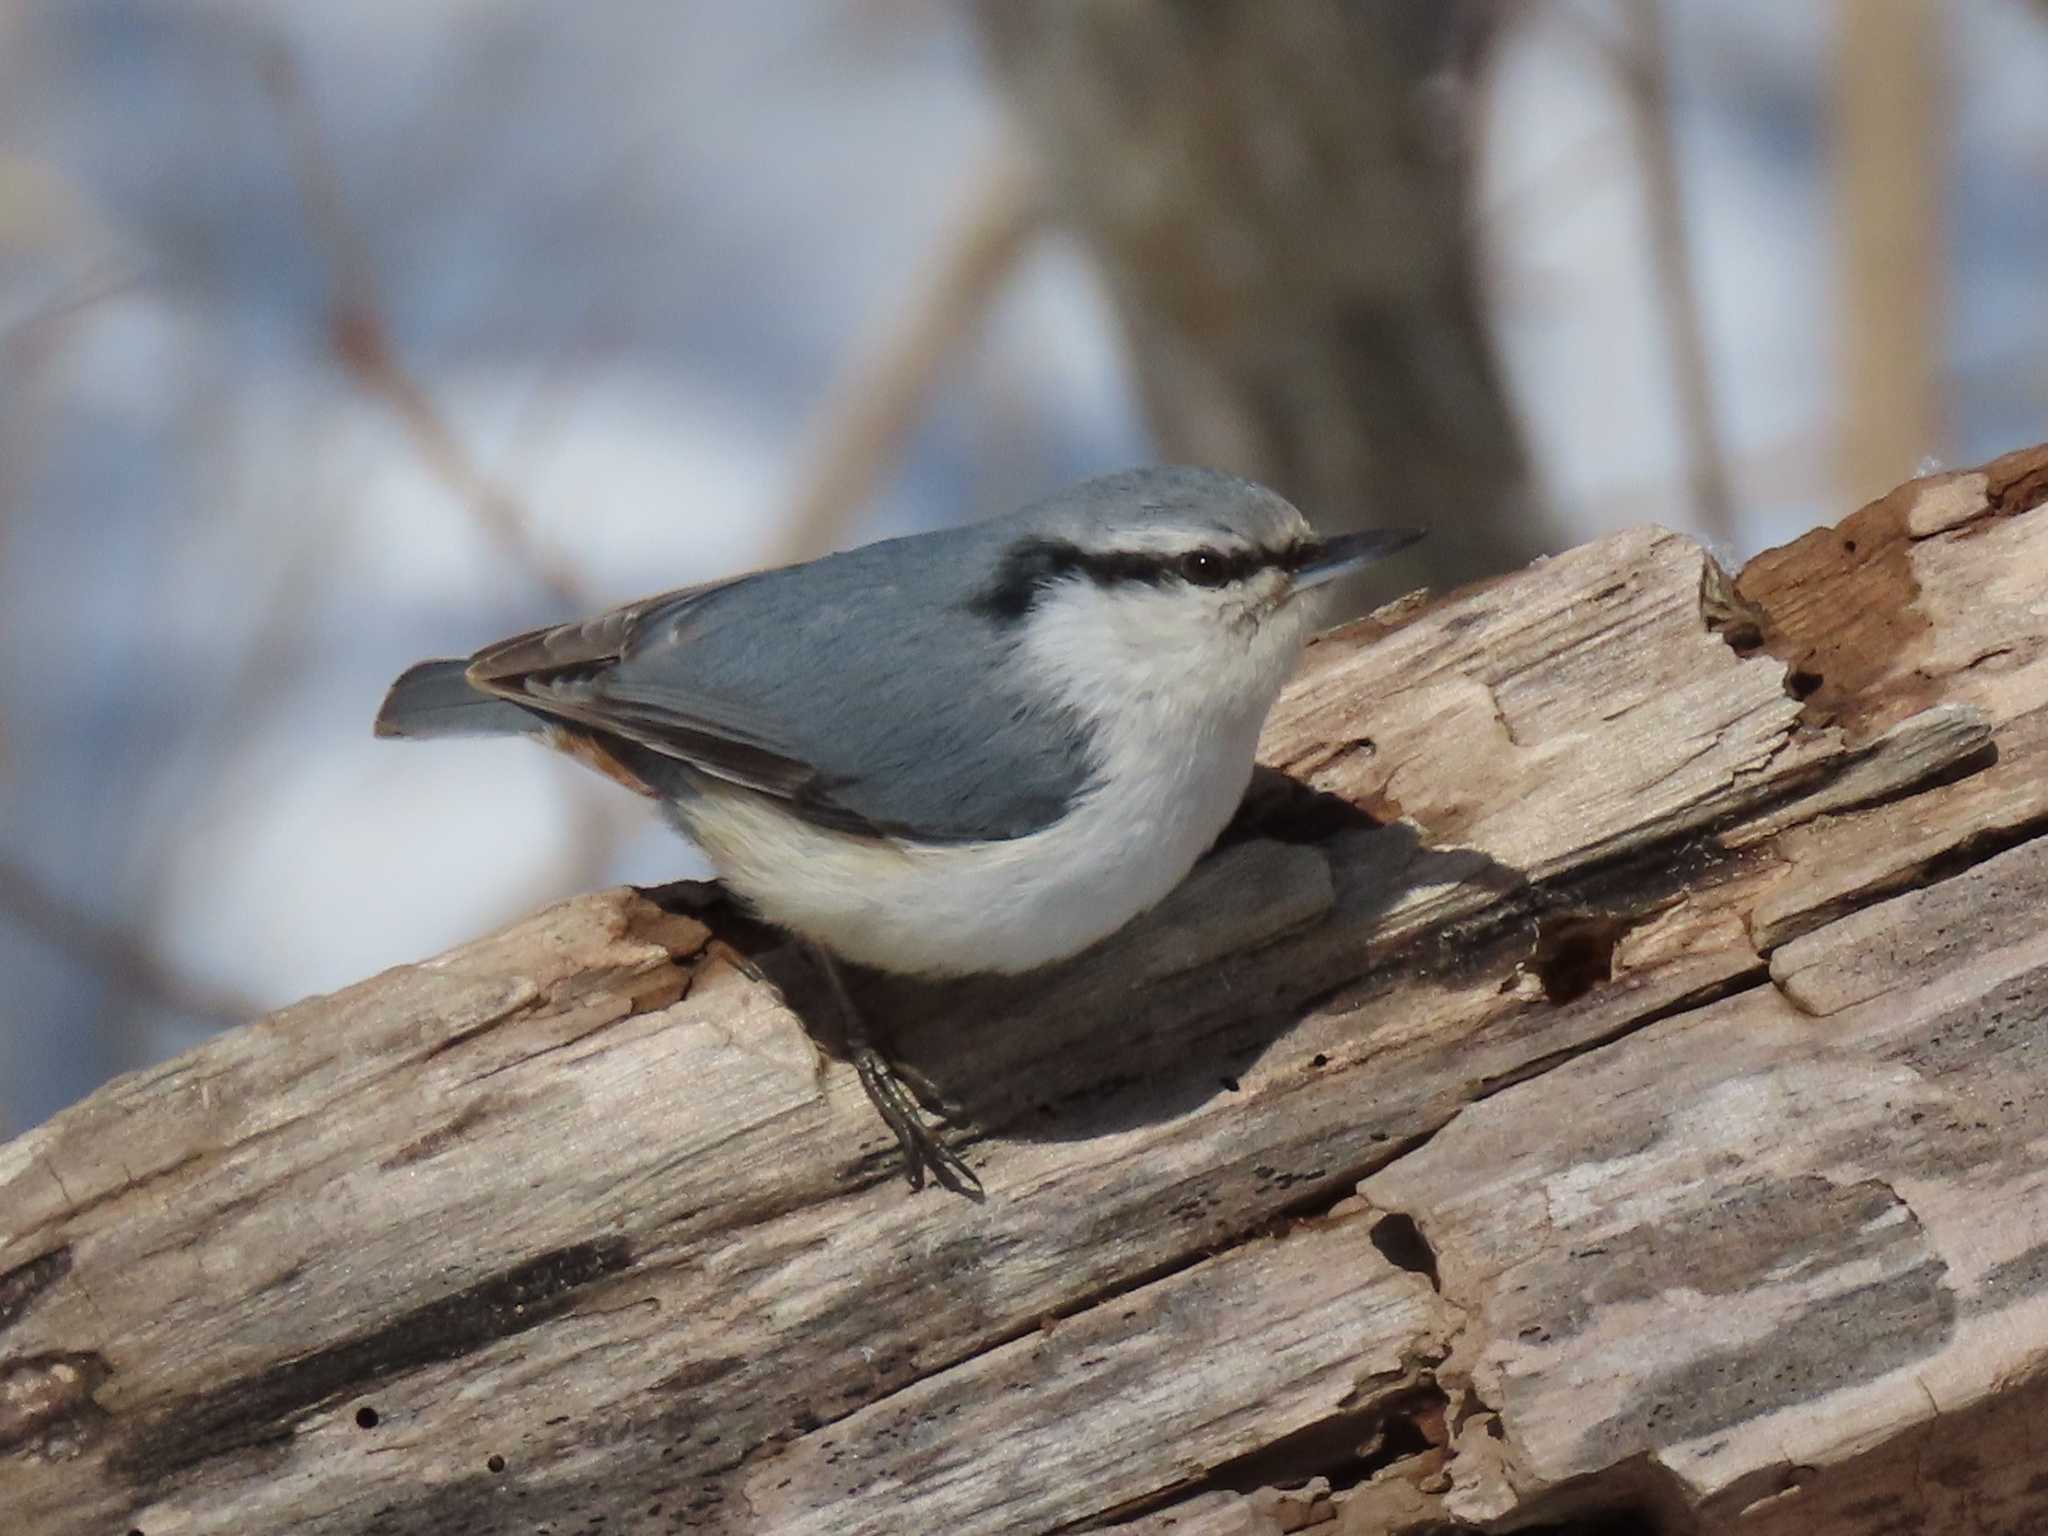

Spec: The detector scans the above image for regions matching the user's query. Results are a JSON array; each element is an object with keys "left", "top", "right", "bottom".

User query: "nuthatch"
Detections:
[{"left": 377, "top": 467, "right": 1419, "bottom": 1195}]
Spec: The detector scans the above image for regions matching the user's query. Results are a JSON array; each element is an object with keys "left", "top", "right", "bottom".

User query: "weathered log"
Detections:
[{"left": 5, "top": 444, "right": 2048, "bottom": 1534}]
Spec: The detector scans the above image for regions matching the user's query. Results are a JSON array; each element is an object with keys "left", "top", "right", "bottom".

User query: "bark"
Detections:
[
  {"left": 4, "top": 443, "right": 2048, "bottom": 1534},
  {"left": 972, "top": 0, "right": 1554, "bottom": 589}
]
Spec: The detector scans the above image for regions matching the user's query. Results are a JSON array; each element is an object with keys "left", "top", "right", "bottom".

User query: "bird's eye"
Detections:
[{"left": 1178, "top": 548, "right": 1230, "bottom": 587}]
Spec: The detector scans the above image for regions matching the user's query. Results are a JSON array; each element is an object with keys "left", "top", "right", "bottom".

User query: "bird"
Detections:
[{"left": 375, "top": 466, "right": 1420, "bottom": 1196}]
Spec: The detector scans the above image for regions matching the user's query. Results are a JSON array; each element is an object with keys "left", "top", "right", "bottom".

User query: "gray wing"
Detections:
[
  {"left": 464, "top": 541, "right": 1098, "bottom": 843},
  {"left": 466, "top": 579, "right": 862, "bottom": 830}
]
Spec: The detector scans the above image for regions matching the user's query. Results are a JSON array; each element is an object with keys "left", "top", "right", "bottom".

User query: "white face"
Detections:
[{"left": 1014, "top": 523, "right": 1330, "bottom": 738}]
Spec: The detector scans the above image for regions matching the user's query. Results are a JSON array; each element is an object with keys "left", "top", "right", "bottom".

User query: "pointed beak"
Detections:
[{"left": 1290, "top": 528, "right": 1426, "bottom": 593}]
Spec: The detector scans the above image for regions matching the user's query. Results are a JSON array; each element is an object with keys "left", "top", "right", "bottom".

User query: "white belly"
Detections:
[{"left": 677, "top": 711, "right": 1261, "bottom": 977}]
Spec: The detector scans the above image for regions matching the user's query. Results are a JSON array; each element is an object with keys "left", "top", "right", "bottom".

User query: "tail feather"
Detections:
[{"left": 375, "top": 658, "right": 545, "bottom": 740}]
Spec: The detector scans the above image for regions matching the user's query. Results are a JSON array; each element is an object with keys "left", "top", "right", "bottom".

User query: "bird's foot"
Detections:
[
  {"left": 806, "top": 940, "right": 982, "bottom": 1199},
  {"left": 852, "top": 1044, "right": 982, "bottom": 1200},
  {"left": 884, "top": 1052, "right": 968, "bottom": 1127}
]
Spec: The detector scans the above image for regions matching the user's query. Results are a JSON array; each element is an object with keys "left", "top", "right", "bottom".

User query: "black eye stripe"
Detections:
[{"left": 967, "top": 536, "right": 1323, "bottom": 622}]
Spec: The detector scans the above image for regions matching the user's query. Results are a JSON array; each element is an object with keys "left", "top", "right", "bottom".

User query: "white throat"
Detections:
[{"left": 1004, "top": 571, "right": 1318, "bottom": 933}]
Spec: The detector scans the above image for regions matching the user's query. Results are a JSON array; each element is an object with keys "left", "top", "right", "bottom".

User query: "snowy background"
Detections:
[{"left": 3, "top": 0, "right": 2045, "bottom": 1132}]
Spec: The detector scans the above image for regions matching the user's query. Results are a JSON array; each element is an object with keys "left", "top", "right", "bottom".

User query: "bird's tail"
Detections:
[{"left": 374, "top": 659, "right": 545, "bottom": 739}]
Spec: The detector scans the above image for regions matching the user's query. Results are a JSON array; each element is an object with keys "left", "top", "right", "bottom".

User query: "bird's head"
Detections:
[{"left": 969, "top": 466, "right": 1421, "bottom": 725}]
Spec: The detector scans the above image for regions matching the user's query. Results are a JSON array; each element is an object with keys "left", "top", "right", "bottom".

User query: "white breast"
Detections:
[{"left": 680, "top": 574, "right": 1317, "bottom": 978}]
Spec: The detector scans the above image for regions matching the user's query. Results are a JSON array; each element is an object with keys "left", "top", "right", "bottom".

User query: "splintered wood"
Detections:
[{"left": 6, "top": 444, "right": 2048, "bottom": 1535}]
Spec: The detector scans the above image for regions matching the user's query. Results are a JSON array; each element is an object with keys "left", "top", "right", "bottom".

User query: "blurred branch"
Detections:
[
  {"left": 0, "top": 854, "right": 259, "bottom": 1025},
  {"left": 257, "top": 42, "right": 631, "bottom": 911},
  {"left": 260, "top": 43, "right": 594, "bottom": 611},
  {"left": 1833, "top": 0, "right": 1943, "bottom": 501},
  {"left": 1578, "top": 335, "right": 2048, "bottom": 537},
  {"left": 1613, "top": 0, "right": 1739, "bottom": 546},
  {"left": 0, "top": 264, "right": 139, "bottom": 367},
  {"left": 973, "top": 0, "right": 1552, "bottom": 590},
  {"left": 767, "top": 154, "right": 1043, "bottom": 566}
]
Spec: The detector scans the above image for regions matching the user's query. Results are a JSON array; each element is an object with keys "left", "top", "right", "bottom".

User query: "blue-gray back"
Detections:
[
  {"left": 456, "top": 466, "right": 1294, "bottom": 842},
  {"left": 621, "top": 514, "right": 1092, "bottom": 840}
]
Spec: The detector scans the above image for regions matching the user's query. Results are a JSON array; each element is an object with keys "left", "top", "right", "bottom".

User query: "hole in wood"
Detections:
[
  {"left": 1365, "top": 1405, "right": 1438, "bottom": 1470},
  {"left": 1369, "top": 1213, "right": 1441, "bottom": 1292},
  {"left": 1699, "top": 564, "right": 1766, "bottom": 654},
  {"left": 355, "top": 1405, "right": 379, "bottom": 1429},
  {"left": 488, "top": 1453, "right": 506, "bottom": 1473},
  {"left": 1787, "top": 668, "right": 1824, "bottom": 699},
  {"left": 1530, "top": 914, "right": 1630, "bottom": 1005},
  {"left": 1211, "top": 1383, "right": 1449, "bottom": 1497}
]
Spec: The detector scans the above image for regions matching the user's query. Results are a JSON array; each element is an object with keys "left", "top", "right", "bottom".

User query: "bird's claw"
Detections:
[
  {"left": 854, "top": 1046, "right": 982, "bottom": 1200},
  {"left": 703, "top": 937, "right": 767, "bottom": 984},
  {"left": 887, "top": 1054, "right": 967, "bottom": 1126}
]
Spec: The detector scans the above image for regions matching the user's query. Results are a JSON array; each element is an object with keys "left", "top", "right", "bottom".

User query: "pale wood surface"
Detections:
[{"left": 5, "top": 444, "right": 2048, "bottom": 1534}]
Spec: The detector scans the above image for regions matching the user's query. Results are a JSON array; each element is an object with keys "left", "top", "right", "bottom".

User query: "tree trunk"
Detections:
[
  {"left": 972, "top": 0, "right": 1551, "bottom": 590},
  {"left": 5, "top": 443, "right": 2048, "bottom": 1533}
]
